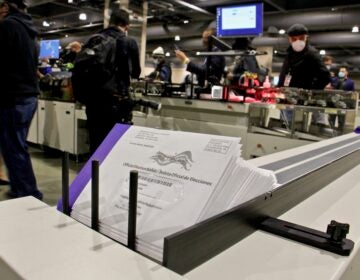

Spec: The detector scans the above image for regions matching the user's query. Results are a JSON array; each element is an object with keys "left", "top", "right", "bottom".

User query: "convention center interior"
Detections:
[{"left": 0, "top": 0, "right": 360, "bottom": 279}]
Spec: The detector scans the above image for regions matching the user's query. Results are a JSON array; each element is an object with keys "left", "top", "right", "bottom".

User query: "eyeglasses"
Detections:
[{"left": 289, "top": 35, "right": 307, "bottom": 42}]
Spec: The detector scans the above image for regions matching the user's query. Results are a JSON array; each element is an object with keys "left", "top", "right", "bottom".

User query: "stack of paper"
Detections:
[{"left": 60, "top": 124, "right": 277, "bottom": 261}]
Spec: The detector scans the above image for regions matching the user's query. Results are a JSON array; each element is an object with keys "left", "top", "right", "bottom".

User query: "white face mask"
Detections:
[
  {"left": 291, "top": 40, "right": 306, "bottom": 52},
  {"left": 338, "top": 72, "right": 345, "bottom": 78}
]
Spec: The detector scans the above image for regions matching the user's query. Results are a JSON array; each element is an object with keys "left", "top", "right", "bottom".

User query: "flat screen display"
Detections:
[
  {"left": 217, "top": 3, "right": 263, "bottom": 37},
  {"left": 39, "top": 39, "right": 60, "bottom": 59}
]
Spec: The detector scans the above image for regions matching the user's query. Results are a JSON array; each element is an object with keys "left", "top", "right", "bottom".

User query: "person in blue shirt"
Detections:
[
  {"left": 333, "top": 67, "right": 355, "bottom": 91},
  {"left": 147, "top": 47, "right": 172, "bottom": 83}
]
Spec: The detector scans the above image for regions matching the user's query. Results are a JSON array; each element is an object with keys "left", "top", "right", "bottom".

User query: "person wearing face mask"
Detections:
[
  {"left": 323, "top": 55, "right": 338, "bottom": 89},
  {"left": 323, "top": 56, "right": 334, "bottom": 74},
  {"left": 175, "top": 27, "right": 225, "bottom": 87},
  {"left": 147, "top": 47, "right": 172, "bottom": 83},
  {"left": 328, "top": 66, "right": 354, "bottom": 132},
  {"left": 333, "top": 67, "right": 355, "bottom": 91},
  {"left": 278, "top": 24, "right": 330, "bottom": 90}
]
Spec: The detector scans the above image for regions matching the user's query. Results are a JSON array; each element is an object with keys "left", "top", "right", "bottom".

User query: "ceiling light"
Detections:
[
  {"left": 183, "top": 20, "right": 189, "bottom": 24},
  {"left": 79, "top": 13, "right": 87, "bottom": 21},
  {"left": 320, "top": 50, "right": 326, "bottom": 55},
  {"left": 165, "top": 52, "right": 170, "bottom": 57},
  {"left": 274, "top": 50, "right": 278, "bottom": 54},
  {"left": 42, "top": 21, "right": 50, "bottom": 27},
  {"left": 68, "top": 0, "right": 73, "bottom": 3},
  {"left": 174, "top": 35, "right": 180, "bottom": 41},
  {"left": 278, "top": 29, "right": 285, "bottom": 35},
  {"left": 352, "top": 26, "right": 359, "bottom": 33},
  {"left": 65, "top": 34, "right": 68, "bottom": 38}
]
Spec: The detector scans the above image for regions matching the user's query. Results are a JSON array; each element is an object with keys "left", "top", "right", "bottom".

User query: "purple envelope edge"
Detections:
[{"left": 57, "top": 124, "right": 131, "bottom": 212}]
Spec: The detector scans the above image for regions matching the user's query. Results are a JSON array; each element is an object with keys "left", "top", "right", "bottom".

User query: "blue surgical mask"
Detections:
[{"left": 338, "top": 72, "right": 345, "bottom": 78}]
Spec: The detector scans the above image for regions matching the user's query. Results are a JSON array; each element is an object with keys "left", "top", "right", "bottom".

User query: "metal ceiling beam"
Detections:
[
  {"left": 263, "top": 0, "right": 286, "bottom": 12},
  {"left": 194, "top": 0, "right": 252, "bottom": 8},
  {"left": 166, "top": 0, "right": 213, "bottom": 16},
  {"left": 52, "top": 1, "right": 102, "bottom": 13},
  {"left": 28, "top": 0, "right": 57, "bottom": 7},
  {"left": 40, "top": 22, "right": 103, "bottom": 34}
]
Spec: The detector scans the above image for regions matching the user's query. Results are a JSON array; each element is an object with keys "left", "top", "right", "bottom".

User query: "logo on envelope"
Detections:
[{"left": 151, "top": 151, "right": 194, "bottom": 170}]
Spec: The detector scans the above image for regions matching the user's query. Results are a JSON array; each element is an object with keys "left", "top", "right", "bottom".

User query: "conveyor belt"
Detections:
[
  {"left": 260, "top": 135, "right": 360, "bottom": 171},
  {"left": 276, "top": 140, "right": 360, "bottom": 184}
]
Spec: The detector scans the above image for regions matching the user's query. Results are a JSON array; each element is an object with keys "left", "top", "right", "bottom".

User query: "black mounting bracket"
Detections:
[{"left": 260, "top": 217, "right": 354, "bottom": 256}]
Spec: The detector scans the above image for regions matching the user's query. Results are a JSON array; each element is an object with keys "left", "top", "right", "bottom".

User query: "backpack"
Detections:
[{"left": 71, "top": 33, "right": 118, "bottom": 104}]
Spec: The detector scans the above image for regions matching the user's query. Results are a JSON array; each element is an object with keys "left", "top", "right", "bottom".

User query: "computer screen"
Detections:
[
  {"left": 39, "top": 39, "right": 60, "bottom": 59},
  {"left": 216, "top": 3, "right": 263, "bottom": 37}
]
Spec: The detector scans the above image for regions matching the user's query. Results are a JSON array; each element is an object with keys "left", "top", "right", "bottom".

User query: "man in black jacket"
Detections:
[
  {"left": 85, "top": 8, "right": 141, "bottom": 153},
  {"left": 0, "top": 0, "right": 43, "bottom": 199},
  {"left": 278, "top": 24, "right": 330, "bottom": 90},
  {"left": 175, "top": 28, "right": 225, "bottom": 87}
]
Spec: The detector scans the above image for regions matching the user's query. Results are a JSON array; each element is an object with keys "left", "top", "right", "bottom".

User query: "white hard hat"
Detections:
[{"left": 152, "top": 46, "right": 165, "bottom": 56}]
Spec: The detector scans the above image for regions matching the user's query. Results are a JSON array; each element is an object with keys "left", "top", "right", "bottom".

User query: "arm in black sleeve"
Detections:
[
  {"left": 147, "top": 70, "right": 158, "bottom": 80},
  {"left": 311, "top": 52, "right": 330, "bottom": 89},
  {"left": 278, "top": 56, "right": 289, "bottom": 87},
  {"left": 187, "top": 57, "right": 225, "bottom": 85},
  {"left": 209, "top": 55, "right": 225, "bottom": 81},
  {"left": 231, "top": 59, "right": 246, "bottom": 82},
  {"left": 128, "top": 38, "right": 141, "bottom": 79},
  {"left": 186, "top": 61, "right": 206, "bottom": 78},
  {"left": 0, "top": 22, "right": 11, "bottom": 80}
]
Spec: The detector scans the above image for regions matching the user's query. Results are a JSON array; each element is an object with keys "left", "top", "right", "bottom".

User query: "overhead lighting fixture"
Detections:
[
  {"left": 68, "top": 0, "right": 73, "bottom": 3},
  {"left": 278, "top": 29, "right": 285, "bottom": 35},
  {"left": 65, "top": 34, "right": 68, "bottom": 38},
  {"left": 320, "top": 49, "right": 326, "bottom": 55},
  {"left": 352, "top": 26, "right": 359, "bottom": 33},
  {"left": 165, "top": 52, "right": 170, "bottom": 57},
  {"left": 42, "top": 20, "right": 50, "bottom": 27},
  {"left": 174, "top": 35, "right": 180, "bottom": 41},
  {"left": 274, "top": 50, "right": 278, "bottom": 54},
  {"left": 183, "top": 20, "right": 189, "bottom": 24},
  {"left": 79, "top": 13, "right": 87, "bottom": 21}
]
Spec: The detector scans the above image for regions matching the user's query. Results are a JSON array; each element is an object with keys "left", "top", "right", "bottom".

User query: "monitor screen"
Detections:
[
  {"left": 216, "top": 3, "right": 263, "bottom": 37},
  {"left": 39, "top": 39, "right": 60, "bottom": 59}
]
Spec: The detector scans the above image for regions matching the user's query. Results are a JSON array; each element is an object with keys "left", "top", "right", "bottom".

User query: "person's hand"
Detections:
[
  {"left": 227, "top": 72, "right": 234, "bottom": 80},
  {"left": 175, "top": 50, "right": 189, "bottom": 64},
  {"left": 324, "top": 83, "right": 333, "bottom": 90}
]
